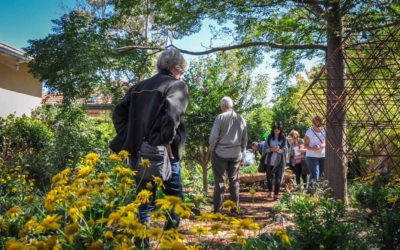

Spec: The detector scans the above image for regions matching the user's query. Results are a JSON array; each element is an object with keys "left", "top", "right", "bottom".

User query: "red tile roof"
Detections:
[{"left": 42, "top": 93, "right": 112, "bottom": 106}]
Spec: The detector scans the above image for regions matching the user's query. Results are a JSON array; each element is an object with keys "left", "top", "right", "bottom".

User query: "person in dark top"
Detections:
[
  {"left": 260, "top": 122, "right": 288, "bottom": 200},
  {"left": 110, "top": 48, "right": 189, "bottom": 249}
]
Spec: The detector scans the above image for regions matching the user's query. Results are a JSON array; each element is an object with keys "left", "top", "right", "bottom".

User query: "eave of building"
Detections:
[{"left": 0, "top": 42, "right": 32, "bottom": 62}]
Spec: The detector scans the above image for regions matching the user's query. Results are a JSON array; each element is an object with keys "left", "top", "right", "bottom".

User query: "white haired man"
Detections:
[
  {"left": 209, "top": 96, "right": 247, "bottom": 215},
  {"left": 110, "top": 48, "right": 189, "bottom": 249}
]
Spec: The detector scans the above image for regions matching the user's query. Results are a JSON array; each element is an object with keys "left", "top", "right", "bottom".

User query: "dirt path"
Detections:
[{"left": 179, "top": 188, "right": 282, "bottom": 248}]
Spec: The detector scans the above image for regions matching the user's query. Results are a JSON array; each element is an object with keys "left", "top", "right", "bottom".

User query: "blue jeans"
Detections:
[
  {"left": 133, "top": 160, "right": 183, "bottom": 249},
  {"left": 306, "top": 157, "right": 325, "bottom": 181}
]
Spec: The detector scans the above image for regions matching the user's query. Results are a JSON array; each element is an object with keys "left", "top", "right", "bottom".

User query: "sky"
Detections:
[{"left": 0, "top": 0, "right": 319, "bottom": 98}]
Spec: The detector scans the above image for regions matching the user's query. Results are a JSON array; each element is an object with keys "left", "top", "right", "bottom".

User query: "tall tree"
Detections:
[
  {"left": 120, "top": 0, "right": 399, "bottom": 202},
  {"left": 184, "top": 52, "right": 269, "bottom": 192}
]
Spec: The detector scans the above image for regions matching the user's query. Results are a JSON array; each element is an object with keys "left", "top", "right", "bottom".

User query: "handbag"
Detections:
[
  {"left": 136, "top": 141, "right": 171, "bottom": 181},
  {"left": 258, "top": 153, "right": 267, "bottom": 173}
]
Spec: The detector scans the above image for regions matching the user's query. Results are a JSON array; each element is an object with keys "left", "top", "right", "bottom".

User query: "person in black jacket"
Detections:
[
  {"left": 260, "top": 122, "right": 288, "bottom": 200},
  {"left": 110, "top": 48, "right": 189, "bottom": 249}
]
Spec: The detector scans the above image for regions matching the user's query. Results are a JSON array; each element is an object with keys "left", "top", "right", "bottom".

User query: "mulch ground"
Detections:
[{"left": 179, "top": 187, "right": 284, "bottom": 249}]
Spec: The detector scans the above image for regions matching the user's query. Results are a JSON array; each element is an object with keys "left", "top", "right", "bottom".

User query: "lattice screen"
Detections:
[{"left": 300, "top": 22, "right": 400, "bottom": 175}]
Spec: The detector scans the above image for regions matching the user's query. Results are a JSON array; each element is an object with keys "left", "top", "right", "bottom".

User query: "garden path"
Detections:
[{"left": 180, "top": 188, "right": 282, "bottom": 248}]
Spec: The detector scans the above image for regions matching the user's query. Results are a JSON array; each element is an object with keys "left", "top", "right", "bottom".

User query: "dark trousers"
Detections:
[
  {"left": 211, "top": 152, "right": 241, "bottom": 213},
  {"left": 291, "top": 163, "right": 307, "bottom": 186},
  {"left": 266, "top": 164, "right": 285, "bottom": 195},
  {"left": 133, "top": 160, "right": 183, "bottom": 249}
]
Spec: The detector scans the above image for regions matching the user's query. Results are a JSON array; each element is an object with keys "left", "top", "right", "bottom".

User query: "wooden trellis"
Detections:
[{"left": 300, "top": 21, "right": 400, "bottom": 175}]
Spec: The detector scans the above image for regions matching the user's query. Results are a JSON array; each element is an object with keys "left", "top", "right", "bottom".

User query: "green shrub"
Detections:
[
  {"left": 0, "top": 105, "right": 114, "bottom": 188},
  {"left": 350, "top": 174, "right": 400, "bottom": 249}
]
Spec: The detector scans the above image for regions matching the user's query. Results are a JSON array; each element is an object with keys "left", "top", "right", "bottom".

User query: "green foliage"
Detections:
[
  {"left": 271, "top": 75, "right": 311, "bottom": 136},
  {"left": 350, "top": 174, "right": 400, "bottom": 249},
  {"left": 244, "top": 105, "right": 273, "bottom": 142},
  {"left": 0, "top": 106, "right": 113, "bottom": 188},
  {"left": 240, "top": 164, "right": 258, "bottom": 175},
  {"left": 183, "top": 52, "right": 269, "bottom": 191},
  {"left": 26, "top": 4, "right": 153, "bottom": 103},
  {"left": 0, "top": 114, "right": 54, "bottom": 187}
]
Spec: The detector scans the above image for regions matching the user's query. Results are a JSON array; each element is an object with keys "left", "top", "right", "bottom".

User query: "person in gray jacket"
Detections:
[{"left": 209, "top": 97, "right": 247, "bottom": 214}]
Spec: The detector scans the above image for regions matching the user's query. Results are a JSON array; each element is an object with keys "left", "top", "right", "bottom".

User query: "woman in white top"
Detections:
[{"left": 304, "top": 116, "right": 326, "bottom": 181}]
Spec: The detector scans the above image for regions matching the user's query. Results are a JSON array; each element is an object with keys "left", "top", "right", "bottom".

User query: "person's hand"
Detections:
[
  {"left": 320, "top": 142, "right": 326, "bottom": 148},
  {"left": 166, "top": 144, "right": 175, "bottom": 160},
  {"left": 312, "top": 145, "right": 321, "bottom": 151}
]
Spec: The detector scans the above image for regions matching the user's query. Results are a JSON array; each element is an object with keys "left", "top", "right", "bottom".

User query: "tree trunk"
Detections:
[
  {"left": 325, "top": 0, "right": 348, "bottom": 203},
  {"left": 201, "top": 163, "right": 209, "bottom": 193},
  {"left": 199, "top": 147, "right": 211, "bottom": 193}
]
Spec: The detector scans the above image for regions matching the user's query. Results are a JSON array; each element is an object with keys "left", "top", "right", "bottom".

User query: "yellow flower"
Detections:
[
  {"left": 119, "top": 202, "right": 138, "bottom": 214},
  {"left": 19, "top": 219, "right": 35, "bottom": 238},
  {"left": 104, "top": 230, "right": 114, "bottom": 239},
  {"left": 230, "top": 218, "right": 260, "bottom": 231},
  {"left": 111, "top": 166, "right": 137, "bottom": 176},
  {"left": 194, "top": 195, "right": 205, "bottom": 203},
  {"left": 146, "top": 228, "right": 163, "bottom": 239},
  {"left": 139, "top": 159, "right": 151, "bottom": 168},
  {"left": 107, "top": 212, "right": 121, "bottom": 226},
  {"left": 156, "top": 195, "right": 183, "bottom": 211},
  {"left": 150, "top": 210, "right": 167, "bottom": 222},
  {"left": 119, "top": 214, "right": 146, "bottom": 238},
  {"left": 146, "top": 182, "right": 153, "bottom": 190},
  {"left": 26, "top": 195, "right": 35, "bottom": 204},
  {"left": 64, "top": 223, "right": 80, "bottom": 243},
  {"left": 89, "top": 240, "right": 103, "bottom": 250},
  {"left": 39, "top": 214, "right": 62, "bottom": 232},
  {"left": 118, "top": 150, "right": 130, "bottom": 159},
  {"left": 387, "top": 196, "right": 398, "bottom": 204},
  {"left": 0, "top": 216, "right": 8, "bottom": 234},
  {"left": 45, "top": 236, "right": 58, "bottom": 249},
  {"left": 210, "top": 223, "right": 223, "bottom": 235},
  {"left": 195, "top": 212, "right": 215, "bottom": 222},
  {"left": 77, "top": 187, "right": 88, "bottom": 196},
  {"left": 274, "top": 228, "right": 291, "bottom": 245},
  {"left": 171, "top": 241, "right": 187, "bottom": 250},
  {"left": 84, "top": 152, "right": 101, "bottom": 167},
  {"left": 156, "top": 196, "right": 192, "bottom": 218},
  {"left": 98, "top": 173, "right": 110, "bottom": 182},
  {"left": 153, "top": 176, "right": 166, "bottom": 189},
  {"left": 114, "top": 242, "right": 130, "bottom": 250},
  {"left": 160, "top": 229, "right": 184, "bottom": 249},
  {"left": 6, "top": 240, "right": 25, "bottom": 250},
  {"left": 88, "top": 219, "right": 95, "bottom": 227},
  {"left": 110, "top": 153, "right": 122, "bottom": 162},
  {"left": 68, "top": 207, "right": 83, "bottom": 222},
  {"left": 5, "top": 207, "right": 23, "bottom": 219},
  {"left": 105, "top": 188, "right": 117, "bottom": 197},
  {"left": 135, "top": 189, "right": 153, "bottom": 205},
  {"left": 249, "top": 188, "right": 256, "bottom": 197},
  {"left": 223, "top": 200, "right": 239, "bottom": 213},
  {"left": 77, "top": 166, "right": 93, "bottom": 177},
  {"left": 191, "top": 226, "right": 209, "bottom": 236},
  {"left": 213, "top": 212, "right": 229, "bottom": 221}
]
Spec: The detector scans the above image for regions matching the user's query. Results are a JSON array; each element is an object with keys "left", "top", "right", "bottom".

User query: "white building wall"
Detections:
[{"left": 0, "top": 87, "right": 41, "bottom": 117}]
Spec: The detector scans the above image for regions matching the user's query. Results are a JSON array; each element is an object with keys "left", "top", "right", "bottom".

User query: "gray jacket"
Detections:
[{"left": 209, "top": 109, "right": 247, "bottom": 159}]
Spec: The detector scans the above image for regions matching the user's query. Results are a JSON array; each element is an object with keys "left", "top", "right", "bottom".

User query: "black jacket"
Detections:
[{"left": 110, "top": 71, "right": 189, "bottom": 160}]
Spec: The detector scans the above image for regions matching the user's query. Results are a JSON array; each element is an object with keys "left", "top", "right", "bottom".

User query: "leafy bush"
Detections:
[
  {"left": 350, "top": 174, "right": 400, "bottom": 249},
  {"left": 0, "top": 105, "right": 115, "bottom": 188},
  {"left": 0, "top": 114, "right": 54, "bottom": 186}
]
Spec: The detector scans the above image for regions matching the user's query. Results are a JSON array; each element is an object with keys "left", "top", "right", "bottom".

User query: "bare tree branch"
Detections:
[{"left": 117, "top": 41, "right": 327, "bottom": 55}]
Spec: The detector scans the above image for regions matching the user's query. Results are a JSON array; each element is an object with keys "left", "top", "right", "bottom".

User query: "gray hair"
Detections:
[
  {"left": 157, "top": 48, "right": 187, "bottom": 72},
  {"left": 220, "top": 96, "right": 233, "bottom": 108}
]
